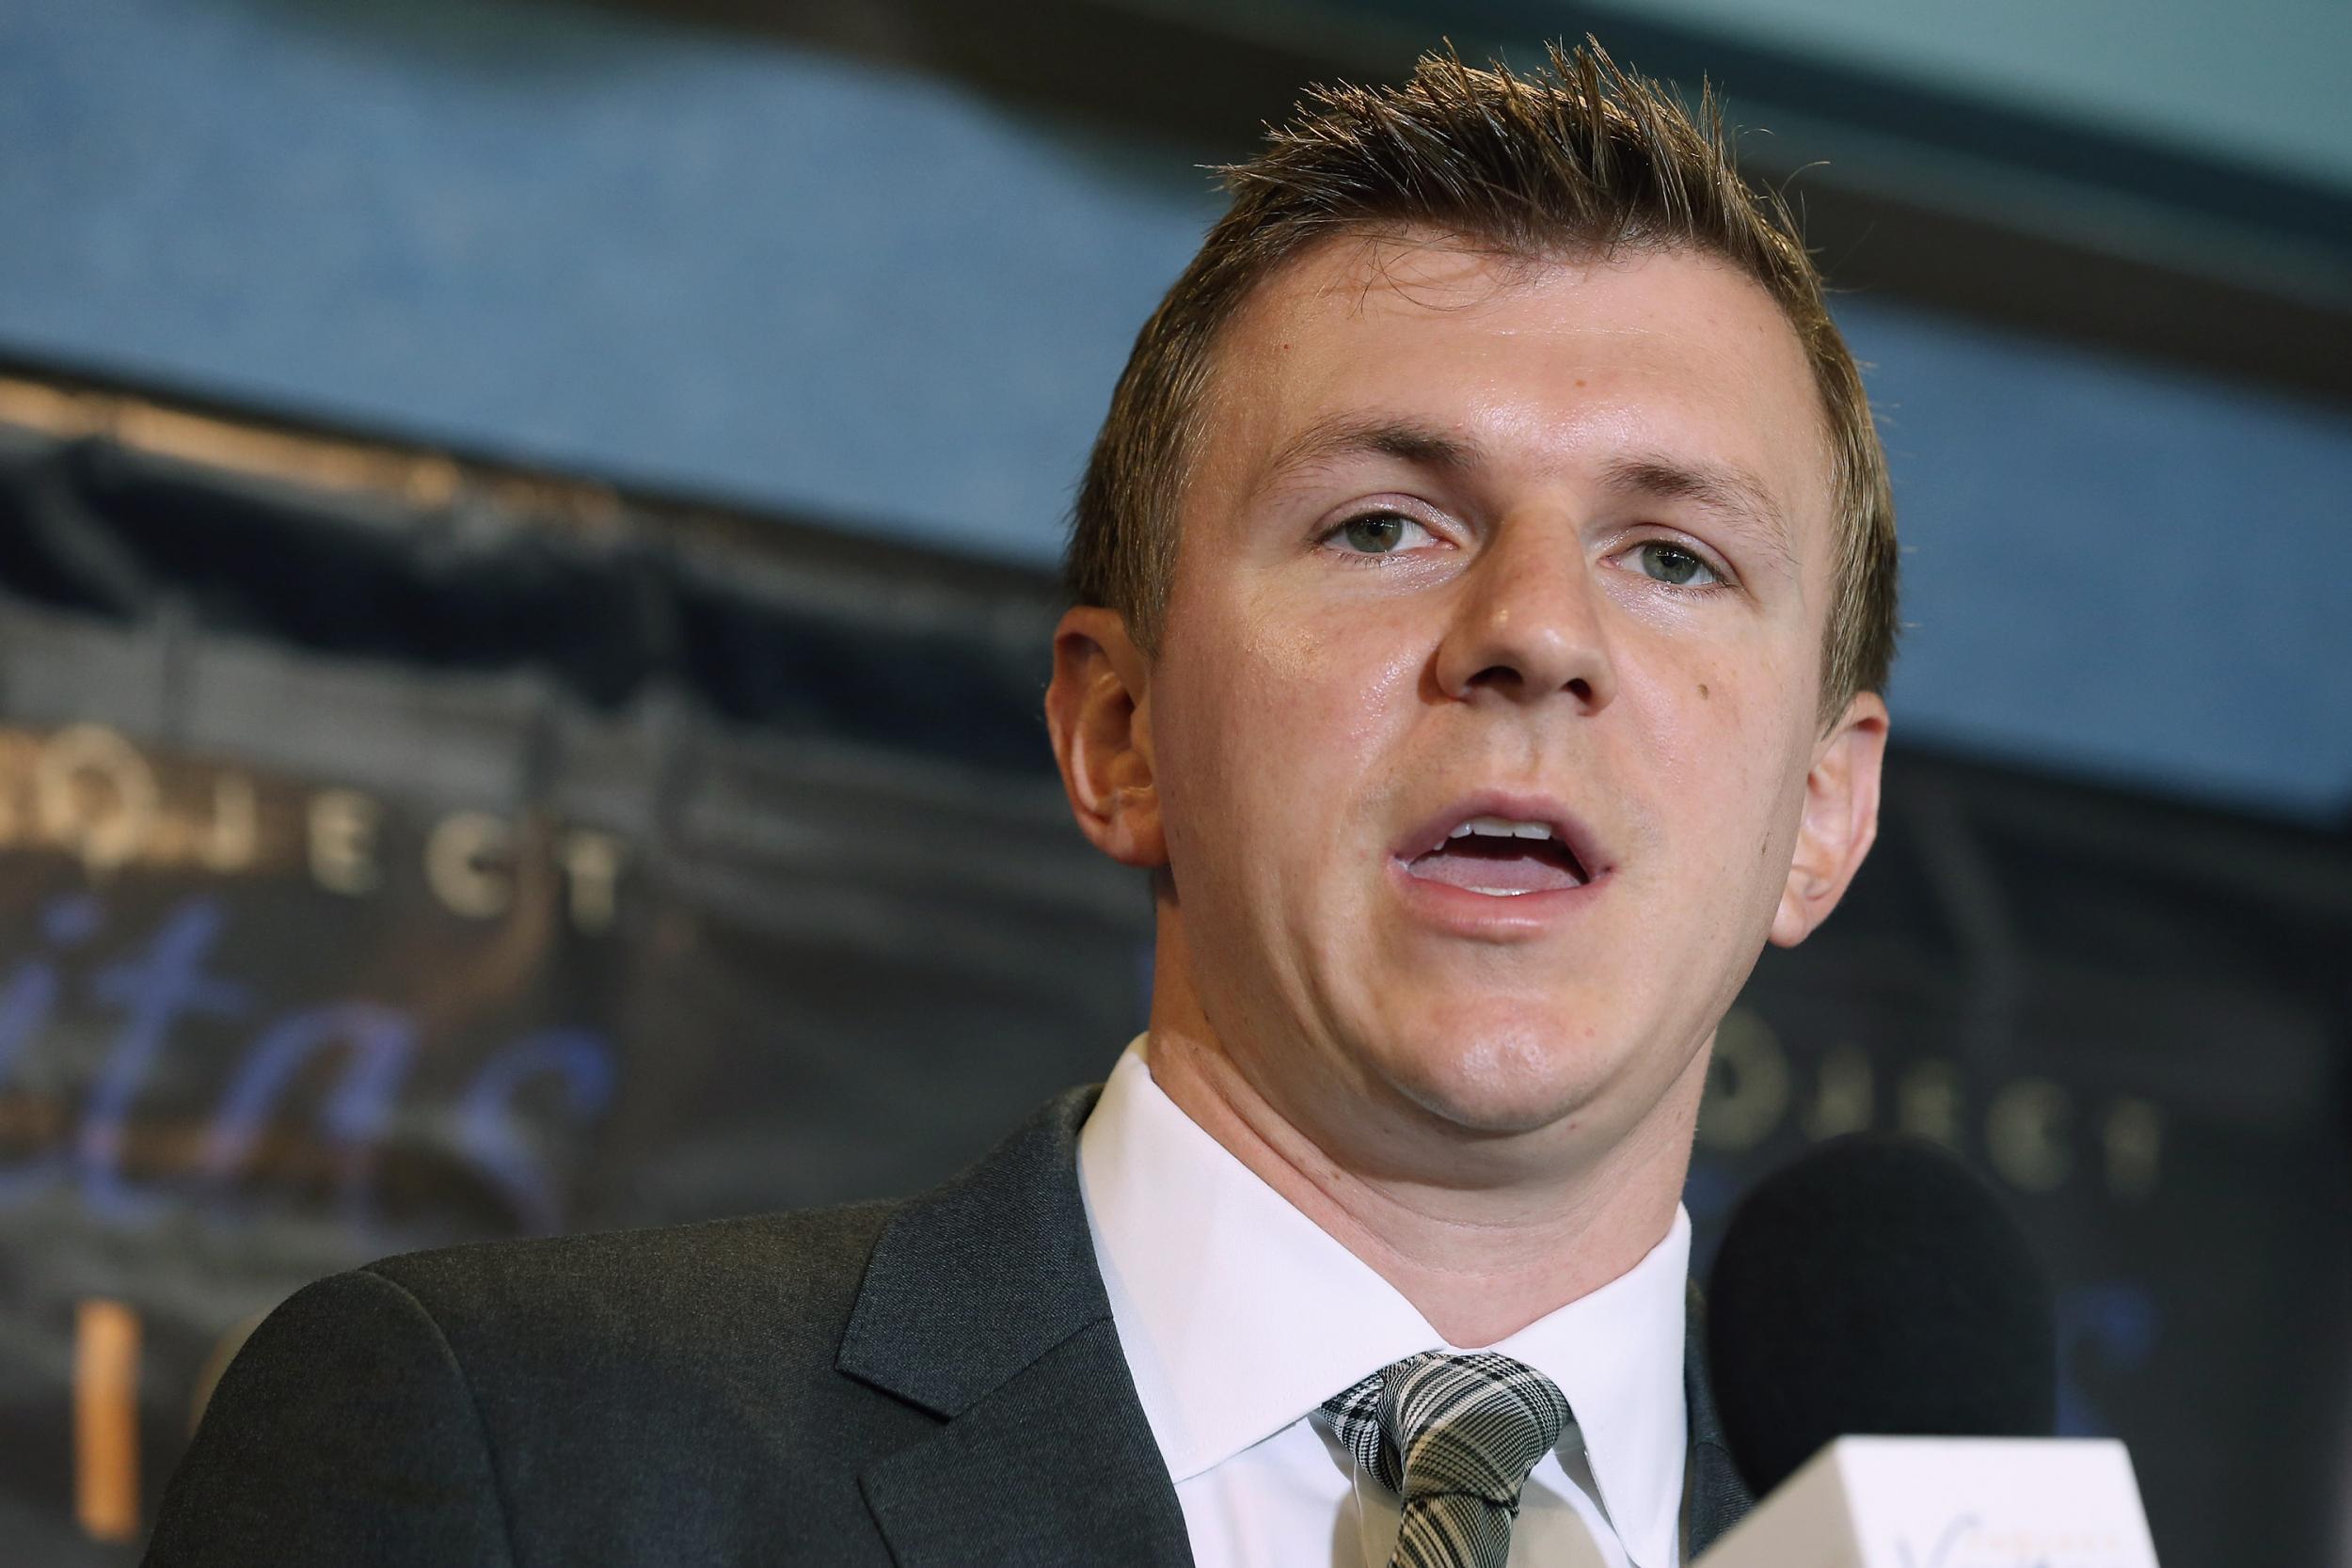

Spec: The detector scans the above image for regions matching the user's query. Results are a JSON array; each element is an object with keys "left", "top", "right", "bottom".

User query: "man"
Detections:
[{"left": 147, "top": 41, "right": 1894, "bottom": 1568}]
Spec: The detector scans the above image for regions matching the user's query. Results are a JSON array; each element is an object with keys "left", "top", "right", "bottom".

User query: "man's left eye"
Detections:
[{"left": 1632, "top": 542, "right": 1722, "bottom": 587}]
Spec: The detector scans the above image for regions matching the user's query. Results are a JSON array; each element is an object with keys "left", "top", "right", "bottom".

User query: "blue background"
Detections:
[{"left": 4, "top": 0, "right": 2348, "bottom": 821}]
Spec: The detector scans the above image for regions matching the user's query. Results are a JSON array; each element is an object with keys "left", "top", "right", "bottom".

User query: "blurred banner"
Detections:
[{"left": 0, "top": 383, "right": 2344, "bottom": 1565}]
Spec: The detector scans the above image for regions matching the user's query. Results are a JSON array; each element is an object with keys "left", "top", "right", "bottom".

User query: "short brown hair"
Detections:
[{"left": 1066, "top": 40, "right": 1898, "bottom": 721}]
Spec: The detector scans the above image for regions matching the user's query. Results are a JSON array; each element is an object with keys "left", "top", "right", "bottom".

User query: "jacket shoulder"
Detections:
[
  {"left": 349, "top": 1202, "right": 925, "bottom": 1560},
  {"left": 354, "top": 1201, "right": 902, "bottom": 1399},
  {"left": 369, "top": 1201, "right": 896, "bottom": 1323},
  {"left": 155, "top": 1204, "right": 922, "bottom": 1567}
]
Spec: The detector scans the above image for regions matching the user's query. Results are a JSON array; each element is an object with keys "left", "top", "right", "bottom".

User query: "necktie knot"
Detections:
[{"left": 1322, "top": 1351, "right": 1570, "bottom": 1566}]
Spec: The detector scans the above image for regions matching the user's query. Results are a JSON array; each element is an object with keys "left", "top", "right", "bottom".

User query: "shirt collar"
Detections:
[
  {"left": 1487, "top": 1203, "right": 1691, "bottom": 1567},
  {"left": 1077, "top": 1039, "right": 1690, "bottom": 1566}
]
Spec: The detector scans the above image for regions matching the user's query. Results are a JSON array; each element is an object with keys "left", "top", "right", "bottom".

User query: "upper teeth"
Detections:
[{"left": 1450, "top": 816, "right": 1553, "bottom": 841}]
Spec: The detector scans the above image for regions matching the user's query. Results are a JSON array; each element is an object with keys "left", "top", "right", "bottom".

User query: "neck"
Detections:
[{"left": 1143, "top": 968, "right": 1706, "bottom": 1349}]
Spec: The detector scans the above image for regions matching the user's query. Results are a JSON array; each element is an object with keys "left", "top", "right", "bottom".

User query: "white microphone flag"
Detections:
[{"left": 1695, "top": 1436, "right": 2159, "bottom": 1568}]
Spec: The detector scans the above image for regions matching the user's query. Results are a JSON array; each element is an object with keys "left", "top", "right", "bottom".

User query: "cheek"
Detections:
[
  {"left": 1625, "top": 647, "right": 1813, "bottom": 872},
  {"left": 1201, "top": 591, "right": 1421, "bottom": 768},
  {"left": 1157, "top": 593, "right": 1424, "bottom": 872}
]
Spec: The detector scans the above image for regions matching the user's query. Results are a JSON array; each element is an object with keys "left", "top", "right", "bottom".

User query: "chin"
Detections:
[{"left": 1371, "top": 1005, "right": 1628, "bottom": 1137}]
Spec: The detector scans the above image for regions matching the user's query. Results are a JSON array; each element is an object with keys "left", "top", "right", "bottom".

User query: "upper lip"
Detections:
[{"left": 1392, "top": 790, "right": 1610, "bottom": 882}]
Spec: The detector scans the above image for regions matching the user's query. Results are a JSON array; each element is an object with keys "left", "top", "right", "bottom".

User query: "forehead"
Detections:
[{"left": 1189, "top": 230, "right": 1836, "bottom": 563}]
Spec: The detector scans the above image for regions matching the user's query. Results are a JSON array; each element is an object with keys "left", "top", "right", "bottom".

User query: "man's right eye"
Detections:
[{"left": 1330, "top": 513, "right": 1429, "bottom": 554}]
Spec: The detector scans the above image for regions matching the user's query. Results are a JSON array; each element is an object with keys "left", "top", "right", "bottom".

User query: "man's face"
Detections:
[{"left": 1073, "top": 234, "right": 1881, "bottom": 1170}]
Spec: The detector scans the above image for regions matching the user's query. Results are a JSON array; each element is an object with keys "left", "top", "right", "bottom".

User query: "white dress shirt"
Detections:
[{"left": 1076, "top": 1039, "right": 1692, "bottom": 1568}]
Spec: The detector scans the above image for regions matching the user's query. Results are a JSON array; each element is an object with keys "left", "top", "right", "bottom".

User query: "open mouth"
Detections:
[{"left": 1404, "top": 815, "right": 1593, "bottom": 896}]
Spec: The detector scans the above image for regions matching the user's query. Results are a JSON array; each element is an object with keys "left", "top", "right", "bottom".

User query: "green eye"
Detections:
[
  {"left": 1339, "top": 514, "right": 1411, "bottom": 553},
  {"left": 1636, "top": 542, "right": 1719, "bottom": 586}
]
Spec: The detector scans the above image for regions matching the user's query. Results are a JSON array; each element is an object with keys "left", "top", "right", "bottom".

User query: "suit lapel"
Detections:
[
  {"left": 838, "top": 1085, "right": 1748, "bottom": 1565},
  {"left": 840, "top": 1086, "right": 1192, "bottom": 1568},
  {"left": 1682, "top": 1280, "right": 1756, "bottom": 1555}
]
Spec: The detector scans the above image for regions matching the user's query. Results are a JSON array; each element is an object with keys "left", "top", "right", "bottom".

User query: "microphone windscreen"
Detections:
[{"left": 1703, "top": 1132, "right": 2057, "bottom": 1498}]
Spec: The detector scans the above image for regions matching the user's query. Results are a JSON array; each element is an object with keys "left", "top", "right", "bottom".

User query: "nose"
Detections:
[{"left": 1432, "top": 515, "right": 1619, "bottom": 713}]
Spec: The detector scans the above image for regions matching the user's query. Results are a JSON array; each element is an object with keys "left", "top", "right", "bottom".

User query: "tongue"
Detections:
[{"left": 1407, "top": 840, "right": 1584, "bottom": 895}]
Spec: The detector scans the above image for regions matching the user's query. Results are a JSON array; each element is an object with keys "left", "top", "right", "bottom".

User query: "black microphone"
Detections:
[{"left": 1703, "top": 1132, "right": 2058, "bottom": 1500}]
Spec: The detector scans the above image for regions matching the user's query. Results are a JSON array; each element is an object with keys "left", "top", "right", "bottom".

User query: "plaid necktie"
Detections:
[{"left": 1322, "top": 1351, "right": 1571, "bottom": 1568}]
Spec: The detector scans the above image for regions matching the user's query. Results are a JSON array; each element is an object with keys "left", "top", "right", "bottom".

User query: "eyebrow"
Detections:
[
  {"left": 1598, "top": 454, "right": 1799, "bottom": 577},
  {"left": 1255, "top": 414, "right": 1479, "bottom": 495}
]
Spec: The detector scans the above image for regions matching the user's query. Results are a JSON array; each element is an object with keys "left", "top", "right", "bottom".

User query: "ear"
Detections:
[
  {"left": 1044, "top": 606, "right": 1166, "bottom": 869},
  {"left": 1768, "top": 690, "right": 1889, "bottom": 948}
]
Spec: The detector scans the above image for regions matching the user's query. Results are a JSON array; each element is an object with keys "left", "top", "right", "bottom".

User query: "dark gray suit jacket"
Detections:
[{"left": 146, "top": 1086, "right": 1751, "bottom": 1565}]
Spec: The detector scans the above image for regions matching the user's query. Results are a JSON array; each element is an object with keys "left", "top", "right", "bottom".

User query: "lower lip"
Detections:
[{"left": 1387, "top": 857, "right": 1608, "bottom": 937}]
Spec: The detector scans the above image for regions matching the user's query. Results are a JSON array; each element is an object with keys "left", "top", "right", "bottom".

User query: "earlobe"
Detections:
[
  {"left": 1044, "top": 607, "right": 1167, "bottom": 869},
  {"left": 1768, "top": 691, "right": 1889, "bottom": 947}
]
